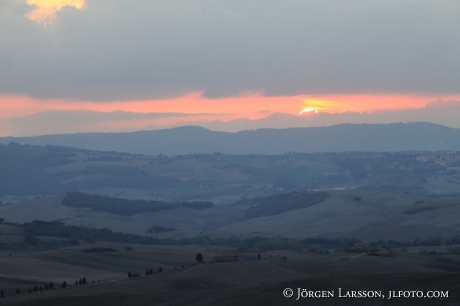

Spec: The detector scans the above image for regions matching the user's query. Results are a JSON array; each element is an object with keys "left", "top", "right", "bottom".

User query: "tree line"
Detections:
[{"left": 62, "top": 192, "right": 212, "bottom": 216}]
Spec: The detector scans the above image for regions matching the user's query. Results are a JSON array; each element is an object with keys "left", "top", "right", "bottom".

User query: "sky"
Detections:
[{"left": 1, "top": 0, "right": 460, "bottom": 136}]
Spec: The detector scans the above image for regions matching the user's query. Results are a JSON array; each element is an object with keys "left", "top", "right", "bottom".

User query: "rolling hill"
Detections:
[{"left": 2, "top": 123, "right": 460, "bottom": 155}]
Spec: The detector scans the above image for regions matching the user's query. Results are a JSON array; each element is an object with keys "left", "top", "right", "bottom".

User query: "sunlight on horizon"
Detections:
[
  {"left": 299, "top": 107, "right": 318, "bottom": 115},
  {"left": 300, "top": 99, "right": 338, "bottom": 113},
  {"left": 26, "top": 0, "right": 85, "bottom": 26}
]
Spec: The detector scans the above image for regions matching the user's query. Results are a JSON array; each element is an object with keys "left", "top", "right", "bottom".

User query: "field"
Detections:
[
  {"left": 1, "top": 143, "right": 460, "bottom": 304},
  {"left": 1, "top": 190, "right": 460, "bottom": 242},
  {"left": 1, "top": 189, "right": 460, "bottom": 304},
  {"left": 0, "top": 243, "right": 459, "bottom": 305}
]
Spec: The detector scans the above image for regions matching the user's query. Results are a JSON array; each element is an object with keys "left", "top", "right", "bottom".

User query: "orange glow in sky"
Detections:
[
  {"left": 2, "top": 92, "right": 460, "bottom": 137},
  {"left": 26, "top": 0, "right": 85, "bottom": 26},
  {"left": 2, "top": 92, "right": 460, "bottom": 121}
]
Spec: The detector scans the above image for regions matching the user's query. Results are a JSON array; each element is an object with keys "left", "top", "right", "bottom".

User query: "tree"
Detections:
[
  {"left": 196, "top": 253, "right": 203, "bottom": 263},
  {"left": 128, "top": 271, "right": 132, "bottom": 278},
  {"left": 78, "top": 279, "right": 82, "bottom": 285},
  {"left": 62, "top": 281, "right": 67, "bottom": 288},
  {"left": 33, "top": 285, "right": 38, "bottom": 292},
  {"left": 258, "top": 253, "right": 261, "bottom": 260},
  {"left": 82, "top": 277, "right": 87, "bottom": 285},
  {"left": 1, "top": 290, "right": 3, "bottom": 298},
  {"left": 28, "top": 288, "right": 32, "bottom": 293},
  {"left": 75, "top": 281, "right": 78, "bottom": 286},
  {"left": 16, "top": 288, "right": 21, "bottom": 295},
  {"left": 49, "top": 282, "right": 54, "bottom": 290},
  {"left": 149, "top": 268, "right": 153, "bottom": 274},
  {"left": 158, "top": 266, "right": 163, "bottom": 273},
  {"left": 44, "top": 284, "right": 49, "bottom": 290}
]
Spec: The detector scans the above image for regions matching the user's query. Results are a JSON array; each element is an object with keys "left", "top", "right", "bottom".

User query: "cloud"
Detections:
[
  {"left": 1, "top": 0, "right": 460, "bottom": 101},
  {"left": 25, "top": 0, "right": 85, "bottom": 26},
  {"left": 0, "top": 110, "right": 216, "bottom": 136},
  {"left": 2, "top": 100, "right": 460, "bottom": 137}
]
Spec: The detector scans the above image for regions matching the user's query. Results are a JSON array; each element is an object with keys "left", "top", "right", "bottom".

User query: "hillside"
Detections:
[
  {"left": 2, "top": 249, "right": 460, "bottom": 306},
  {"left": 2, "top": 190, "right": 460, "bottom": 243},
  {"left": 2, "top": 142, "right": 459, "bottom": 201},
  {"left": 2, "top": 123, "right": 460, "bottom": 155}
]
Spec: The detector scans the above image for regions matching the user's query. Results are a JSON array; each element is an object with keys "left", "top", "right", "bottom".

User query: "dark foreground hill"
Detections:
[
  {"left": 2, "top": 122, "right": 460, "bottom": 155},
  {"left": 3, "top": 253, "right": 460, "bottom": 306}
]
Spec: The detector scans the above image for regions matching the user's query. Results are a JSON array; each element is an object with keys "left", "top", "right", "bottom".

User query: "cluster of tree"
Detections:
[
  {"left": 75, "top": 277, "right": 87, "bottom": 286},
  {"left": 23, "top": 220, "right": 366, "bottom": 252},
  {"left": 146, "top": 226, "right": 176, "bottom": 233},
  {"left": 419, "top": 246, "right": 460, "bottom": 256},
  {"left": 83, "top": 247, "right": 117, "bottom": 253},
  {"left": 6, "top": 234, "right": 80, "bottom": 251},
  {"left": 24, "top": 220, "right": 169, "bottom": 245},
  {"left": 243, "top": 191, "right": 329, "bottom": 219},
  {"left": 62, "top": 192, "right": 213, "bottom": 216},
  {"left": 145, "top": 268, "right": 154, "bottom": 275},
  {"left": 128, "top": 267, "right": 162, "bottom": 278},
  {"left": 402, "top": 207, "right": 437, "bottom": 214},
  {"left": 3, "top": 282, "right": 57, "bottom": 298},
  {"left": 373, "top": 235, "right": 460, "bottom": 248}
]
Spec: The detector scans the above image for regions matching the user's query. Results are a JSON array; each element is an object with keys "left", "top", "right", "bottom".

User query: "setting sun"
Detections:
[
  {"left": 301, "top": 99, "right": 340, "bottom": 113},
  {"left": 299, "top": 108, "right": 317, "bottom": 115}
]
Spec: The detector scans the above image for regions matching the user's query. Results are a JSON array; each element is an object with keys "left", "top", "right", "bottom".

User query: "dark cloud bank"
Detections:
[{"left": 1, "top": 0, "right": 459, "bottom": 101}]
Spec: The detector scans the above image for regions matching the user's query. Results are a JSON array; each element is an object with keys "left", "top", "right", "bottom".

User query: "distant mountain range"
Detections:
[{"left": 1, "top": 122, "right": 459, "bottom": 155}]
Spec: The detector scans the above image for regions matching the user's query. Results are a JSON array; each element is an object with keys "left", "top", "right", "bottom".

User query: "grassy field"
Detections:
[
  {"left": 1, "top": 189, "right": 460, "bottom": 304},
  {"left": 0, "top": 247, "right": 459, "bottom": 305},
  {"left": 1, "top": 190, "right": 460, "bottom": 242}
]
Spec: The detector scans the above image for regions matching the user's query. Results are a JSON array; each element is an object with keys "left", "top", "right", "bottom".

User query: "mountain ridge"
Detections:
[{"left": 1, "top": 122, "right": 459, "bottom": 155}]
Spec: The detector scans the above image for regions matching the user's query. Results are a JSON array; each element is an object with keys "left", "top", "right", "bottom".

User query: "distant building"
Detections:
[{"left": 211, "top": 255, "right": 238, "bottom": 263}]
